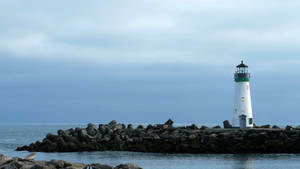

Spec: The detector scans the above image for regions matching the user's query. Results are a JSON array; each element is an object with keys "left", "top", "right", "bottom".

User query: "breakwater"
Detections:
[{"left": 16, "top": 119, "right": 300, "bottom": 153}]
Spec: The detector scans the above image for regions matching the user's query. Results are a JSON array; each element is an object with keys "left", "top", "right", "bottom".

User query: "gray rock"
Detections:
[
  {"left": 99, "top": 125, "right": 107, "bottom": 134},
  {"left": 113, "top": 135, "right": 122, "bottom": 142},
  {"left": 95, "top": 134, "right": 103, "bottom": 142},
  {"left": 164, "top": 118, "right": 174, "bottom": 126},
  {"left": 41, "top": 139, "right": 57, "bottom": 152},
  {"left": 102, "top": 135, "right": 111, "bottom": 142},
  {"left": 3, "top": 158, "right": 23, "bottom": 168},
  {"left": 188, "top": 134, "right": 197, "bottom": 140},
  {"left": 30, "top": 164, "right": 53, "bottom": 169},
  {"left": 57, "top": 130, "right": 65, "bottom": 136},
  {"left": 0, "top": 154, "right": 10, "bottom": 162},
  {"left": 46, "top": 134, "right": 58, "bottom": 142},
  {"left": 116, "top": 124, "right": 123, "bottom": 130},
  {"left": 89, "top": 163, "right": 113, "bottom": 169},
  {"left": 107, "top": 129, "right": 114, "bottom": 135},
  {"left": 87, "top": 123, "right": 98, "bottom": 136},
  {"left": 0, "top": 154, "right": 119, "bottom": 169},
  {"left": 285, "top": 125, "right": 293, "bottom": 131},
  {"left": 187, "top": 124, "right": 198, "bottom": 130},
  {"left": 49, "top": 159, "right": 72, "bottom": 168},
  {"left": 20, "top": 163, "right": 36, "bottom": 169},
  {"left": 209, "top": 134, "right": 217, "bottom": 138},
  {"left": 65, "top": 128, "right": 75, "bottom": 136},
  {"left": 162, "top": 125, "right": 169, "bottom": 129},
  {"left": 109, "top": 120, "right": 117, "bottom": 127},
  {"left": 223, "top": 120, "right": 232, "bottom": 128},
  {"left": 79, "top": 129, "right": 89, "bottom": 139},
  {"left": 67, "top": 163, "right": 86, "bottom": 169},
  {"left": 260, "top": 124, "right": 271, "bottom": 129},
  {"left": 146, "top": 125, "right": 154, "bottom": 130},
  {"left": 137, "top": 125, "right": 144, "bottom": 130},
  {"left": 152, "top": 134, "right": 160, "bottom": 140},
  {"left": 115, "top": 163, "right": 142, "bottom": 169},
  {"left": 127, "top": 124, "right": 133, "bottom": 130}
]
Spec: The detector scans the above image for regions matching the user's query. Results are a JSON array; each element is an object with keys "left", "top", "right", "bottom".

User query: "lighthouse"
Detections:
[{"left": 232, "top": 61, "right": 253, "bottom": 128}]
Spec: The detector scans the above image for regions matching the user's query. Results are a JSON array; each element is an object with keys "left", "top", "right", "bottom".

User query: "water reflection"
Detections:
[{"left": 232, "top": 155, "right": 254, "bottom": 169}]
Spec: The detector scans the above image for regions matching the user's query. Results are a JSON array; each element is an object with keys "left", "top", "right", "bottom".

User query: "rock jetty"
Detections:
[
  {"left": 0, "top": 153, "right": 142, "bottom": 169},
  {"left": 16, "top": 119, "right": 300, "bottom": 153}
]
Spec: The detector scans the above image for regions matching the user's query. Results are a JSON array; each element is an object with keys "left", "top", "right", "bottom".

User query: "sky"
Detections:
[{"left": 1, "top": 0, "right": 300, "bottom": 124}]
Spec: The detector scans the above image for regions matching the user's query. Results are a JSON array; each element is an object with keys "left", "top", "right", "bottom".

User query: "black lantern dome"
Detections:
[{"left": 236, "top": 60, "right": 248, "bottom": 68}]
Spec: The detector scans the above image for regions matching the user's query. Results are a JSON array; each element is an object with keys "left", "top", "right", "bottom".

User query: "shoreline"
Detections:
[{"left": 0, "top": 153, "right": 142, "bottom": 169}]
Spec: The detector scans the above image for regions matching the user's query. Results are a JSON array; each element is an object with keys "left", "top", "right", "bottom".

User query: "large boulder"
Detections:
[
  {"left": 109, "top": 120, "right": 117, "bottom": 127},
  {"left": 87, "top": 123, "right": 98, "bottom": 136},
  {"left": 62, "top": 134, "right": 79, "bottom": 144},
  {"left": 95, "top": 133, "right": 103, "bottom": 142},
  {"left": 49, "top": 159, "right": 72, "bottom": 168},
  {"left": 116, "top": 124, "right": 124, "bottom": 130},
  {"left": 285, "top": 125, "right": 293, "bottom": 131},
  {"left": 78, "top": 129, "right": 89, "bottom": 140},
  {"left": 41, "top": 139, "right": 57, "bottom": 152},
  {"left": 57, "top": 129, "right": 65, "bottom": 136},
  {"left": 137, "top": 125, "right": 144, "bottom": 130},
  {"left": 127, "top": 124, "right": 133, "bottom": 130},
  {"left": 164, "top": 118, "right": 174, "bottom": 126},
  {"left": 65, "top": 128, "right": 75, "bottom": 136},
  {"left": 46, "top": 133, "right": 58, "bottom": 142},
  {"left": 200, "top": 125, "right": 208, "bottom": 130},
  {"left": 98, "top": 124, "right": 105, "bottom": 133},
  {"left": 102, "top": 135, "right": 111, "bottom": 142},
  {"left": 223, "top": 120, "right": 232, "bottom": 128}
]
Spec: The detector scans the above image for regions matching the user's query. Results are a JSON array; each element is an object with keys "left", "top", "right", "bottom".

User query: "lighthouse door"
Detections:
[{"left": 239, "top": 115, "right": 247, "bottom": 129}]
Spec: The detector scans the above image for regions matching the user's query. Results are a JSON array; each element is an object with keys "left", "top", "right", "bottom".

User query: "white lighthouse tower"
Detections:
[{"left": 232, "top": 61, "right": 253, "bottom": 128}]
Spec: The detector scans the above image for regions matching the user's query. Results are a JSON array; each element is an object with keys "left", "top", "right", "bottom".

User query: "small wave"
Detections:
[{"left": 0, "top": 138, "right": 17, "bottom": 143}]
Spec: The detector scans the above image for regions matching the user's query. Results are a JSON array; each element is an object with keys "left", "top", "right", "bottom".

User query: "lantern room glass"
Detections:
[{"left": 237, "top": 67, "right": 248, "bottom": 73}]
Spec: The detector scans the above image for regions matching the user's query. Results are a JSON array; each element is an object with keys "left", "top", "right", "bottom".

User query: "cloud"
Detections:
[
  {"left": 0, "top": 0, "right": 300, "bottom": 71},
  {"left": 1, "top": 0, "right": 300, "bottom": 123}
]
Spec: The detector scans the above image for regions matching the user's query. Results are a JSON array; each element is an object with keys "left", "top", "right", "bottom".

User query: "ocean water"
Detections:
[{"left": 1, "top": 124, "right": 300, "bottom": 169}]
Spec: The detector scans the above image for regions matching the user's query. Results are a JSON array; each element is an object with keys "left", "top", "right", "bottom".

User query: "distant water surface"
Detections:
[{"left": 0, "top": 124, "right": 300, "bottom": 169}]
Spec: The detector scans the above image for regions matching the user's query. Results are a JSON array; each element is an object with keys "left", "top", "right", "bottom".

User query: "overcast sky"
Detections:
[{"left": 1, "top": 0, "right": 300, "bottom": 124}]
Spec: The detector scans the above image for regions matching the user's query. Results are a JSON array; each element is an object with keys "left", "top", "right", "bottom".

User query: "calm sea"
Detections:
[{"left": 1, "top": 124, "right": 300, "bottom": 169}]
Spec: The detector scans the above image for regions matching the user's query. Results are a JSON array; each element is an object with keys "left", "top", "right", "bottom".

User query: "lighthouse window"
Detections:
[
  {"left": 241, "top": 97, "right": 245, "bottom": 102},
  {"left": 249, "top": 118, "right": 253, "bottom": 125}
]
